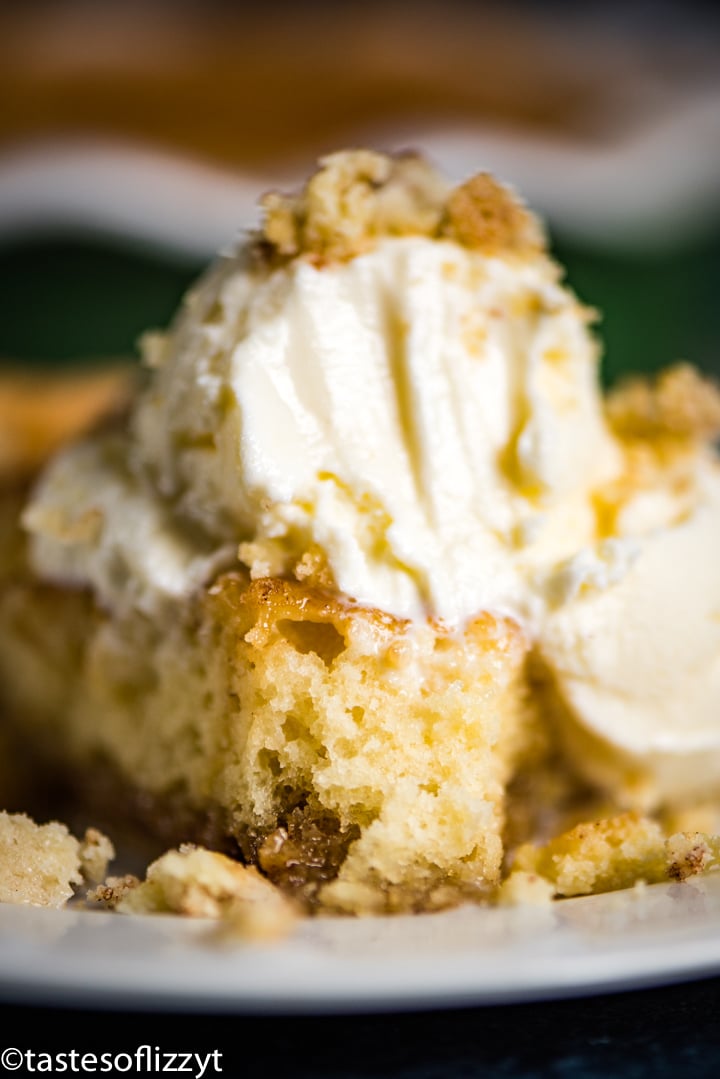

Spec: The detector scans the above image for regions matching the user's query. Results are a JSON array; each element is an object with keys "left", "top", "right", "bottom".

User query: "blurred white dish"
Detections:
[
  {"left": 1, "top": 876, "right": 720, "bottom": 1013},
  {"left": 0, "top": 82, "right": 719, "bottom": 260}
]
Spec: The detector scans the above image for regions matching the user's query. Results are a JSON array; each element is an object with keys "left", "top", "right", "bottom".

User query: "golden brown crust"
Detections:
[
  {"left": 210, "top": 572, "right": 406, "bottom": 651},
  {"left": 211, "top": 571, "right": 525, "bottom": 670}
]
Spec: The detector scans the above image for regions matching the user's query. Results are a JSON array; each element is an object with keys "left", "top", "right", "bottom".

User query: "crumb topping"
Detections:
[
  {"left": 78, "top": 827, "right": 116, "bottom": 885},
  {"left": 259, "top": 149, "right": 545, "bottom": 264},
  {"left": 112, "top": 844, "right": 298, "bottom": 940},
  {"left": 441, "top": 172, "right": 545, "bottom": 256},
  {"left": 512, "top": 813, "right": 720, "bottom": 897},
  {"left": 239, "top": 539, "right": 336, "bottom": 592},
  {"left": 666, "top": 831, "right": 720, "bottom": 882},
  {"left": 512, "top": 812, "right": 667, "bottom": 897},
  {"left": 86, "top": 874, "right": 140, "bottom": 910},
  {"left": 606, "top": 363, "right": 720, "bottom": 443},
  {"left": 496, "top": 869, "right": 555, "bottom": 907}
]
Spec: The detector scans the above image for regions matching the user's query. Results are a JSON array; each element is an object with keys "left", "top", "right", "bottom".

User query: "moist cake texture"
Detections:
[
  {"left": 3, "top": 150, "right": 720, "bottom": 914},
  {"left": 0, "top": 553, "right": 532, "bottom": 913}
]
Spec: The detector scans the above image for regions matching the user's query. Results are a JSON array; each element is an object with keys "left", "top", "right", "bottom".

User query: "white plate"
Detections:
[
  {"left": 1, "top": 81, "right": 720, "bottom": 262},
  {"left": 1, "top": 876, "right": 720, "bottom": 1013}
]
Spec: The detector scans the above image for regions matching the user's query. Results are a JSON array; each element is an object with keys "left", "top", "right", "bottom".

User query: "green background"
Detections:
[{"left": 1, "top": 229, "right": 720, "bottom": 386}]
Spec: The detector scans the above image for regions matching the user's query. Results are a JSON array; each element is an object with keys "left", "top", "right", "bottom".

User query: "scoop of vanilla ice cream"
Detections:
[
  {"left": 132, "top": 235, "right": 618, "bottom": 623},
  {"left": 538, "top": 446, "right": 720, "bottom": 807},
  {"left": 22, "top": 434, "right": 236, "bottom": 618},
  {"left": 21, "top": 150, "right": 720, "bottom": 809}
]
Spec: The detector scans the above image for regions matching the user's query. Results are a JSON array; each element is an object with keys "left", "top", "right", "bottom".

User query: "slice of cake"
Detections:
[
  {"left": 0, "top": 474, "right": 532, "bottom": 913},
  {"left": 3, "top": 150, "right": 720, "bottom": 914}
]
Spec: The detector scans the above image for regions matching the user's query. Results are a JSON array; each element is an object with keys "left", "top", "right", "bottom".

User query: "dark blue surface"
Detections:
[{"left": 3, "top": 974, "right": 720, "bottom": 1078}]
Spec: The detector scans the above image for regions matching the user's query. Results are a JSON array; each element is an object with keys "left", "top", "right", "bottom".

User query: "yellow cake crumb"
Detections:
[
  {"left": 259, "top": 148, "right": 543, "bottom": 265},
  {"left": 441, "top": 172, "right": 544, "bottom": 256},
  {"left": 665, "top": 831, "right": 720, "bottom": 882},
  {"left": 496, "top": 870, "right": 555, "bottom": 907},
  {"left": 606, "top": 363, "right": 720, "bottom": 443},
  {"left": 78, "top": 827, "right": 116, "bottom": 885},
  {"left": 86, "top": 874, "right": 141, "bottom": 910},
  {"left": 512, "top": 813, "right": 668, "bottom": 896},
  {"left": 512, "top": 813, "right": 720, "bottom": 898},
  {"left": 0, "top": 811, "right": 83, "bottom": 908},
  {"left": 116, "top": 844, "right": 297, "bottom": 940},
  {"left": 260, "top": 149, "right": 449, "bottom": 262}
]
